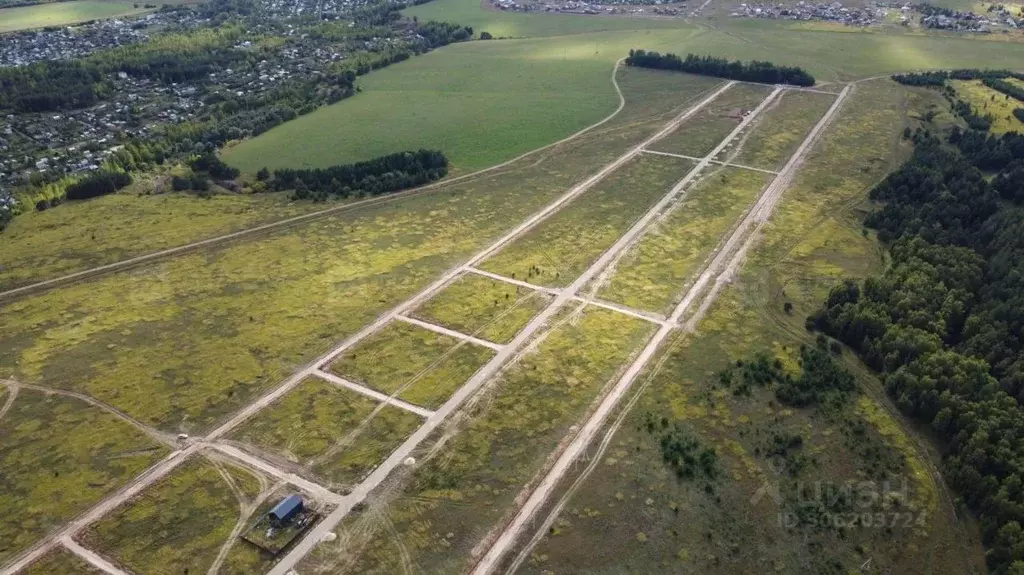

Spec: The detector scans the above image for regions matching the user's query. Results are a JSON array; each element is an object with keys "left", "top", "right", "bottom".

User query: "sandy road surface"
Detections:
[
  {"left": 264, "top": 80, "right": 739, "bottom": 575},
  {"left": 60, "top": 537, "right": 128, "bottom": 575},
  {"left": 470, "top": 84, "right": 851, "bottom": 575},
  {"left": 0, "top": 69, "right": 725, "bottom": 575}
]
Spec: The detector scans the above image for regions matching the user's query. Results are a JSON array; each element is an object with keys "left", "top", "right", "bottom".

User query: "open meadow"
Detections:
[{"left": 503, "top": 78, "right": 981, "bottom": 575}]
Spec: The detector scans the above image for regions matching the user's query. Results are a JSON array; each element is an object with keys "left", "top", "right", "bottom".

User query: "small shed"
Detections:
[{"left": 269, "top": 495, "right": 304, "bottom": 526}]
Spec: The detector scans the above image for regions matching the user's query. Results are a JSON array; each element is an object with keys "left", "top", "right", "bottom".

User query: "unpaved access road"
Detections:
[
  {"left": 0, "top": 74, "right": 731, "bottom": 575},
  {"left": 264, "top": 80, "right": 743, "bottom": 575},
  {"left": 470, "top": 83, "right": 851, "bottom": 575}
]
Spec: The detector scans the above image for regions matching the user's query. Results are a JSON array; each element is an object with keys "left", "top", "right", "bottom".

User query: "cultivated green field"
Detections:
[
  {"left": 223, "top": 0, "right": 1024, "bottom": 174},
  {"left": 329, "top": 321, "right": 495, "bottom": 409},
  {"left": 508, "top": 79, "right": 982, "bottom": 575},
  {"left": 84, "top": 456, "right": 273, "bottom": 575},
  {"left": 594, "top": 167, "right": 771, "bottom": 314},
  {"left": 479, "top": 153, "right": 696, "bottom": 287},
  {"left": 0, "top": 390, "right": 167, "bottom": 564},
  {"left": 0, "top": 0, "right": 148, "bottom": 33},
  {"left": 303, "top": 306, "right": 657, "bottom": 574},
  {"left": 412, "top": 272, "right": 553, "bottom": 344}
]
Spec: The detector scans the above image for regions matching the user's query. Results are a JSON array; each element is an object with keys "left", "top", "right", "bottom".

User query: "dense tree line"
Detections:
[
  {"left": 63, "top": 170, "right": 133, "bottom": 200},
  {"left": 892, "top": 69, "right": 1024, "bottom": 87},
  {"left": 625, "top": 49, "right": 815, "bottom": 86},
  {"left": 807, "top": 130, "right": 1024, "bottom": 573},
  {"left": 984, "top": 77, "right": 1024, "bottom": 103},
  {"left": 269, "top": 149, "right": 448, "bottom": 200},
  {"left": 0, "top": 60, "right": 105, "bottom": 113}
]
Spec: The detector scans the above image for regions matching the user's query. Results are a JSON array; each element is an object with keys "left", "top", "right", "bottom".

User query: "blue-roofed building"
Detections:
[{"left": 269, "top": 494, "right": 304, "bottom": 526}]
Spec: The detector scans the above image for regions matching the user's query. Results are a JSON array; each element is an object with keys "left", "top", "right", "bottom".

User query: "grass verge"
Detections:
[{"left": 20, "top": 547, "right": 101, "bottom": 574}]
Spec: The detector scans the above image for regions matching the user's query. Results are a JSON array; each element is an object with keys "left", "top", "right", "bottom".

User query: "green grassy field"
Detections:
[
  {"left": 411, "top": 272, "right": 553, "bottom": 344},
  {"left": 594, "top": 167, "right": 771, "bottom": 314},
  {"left": 302, "top": 306, "right": 656, "bottom": 574},
  {"left": 509, "top": 79, "right": 982, "bottom": 575},
  {"left": 329, "top": 321, "right": 496, "bottom": 409},
  {"left": 222, "top": 0, "right": 1024, "bottom": 175},
  {"left": 479, "top": 153, "right": 696, "bottom": 287},
  {"left": 729, "top": 89, "right": 837, "bottom": 170},
  {"left": 0, "top": 390, "right": 167, "bottom": 565},
  {"left": 20, "top": 548, "right": 101, "bottom": 575},
  {"left": 231, "top": 376, "right": 421, "bottom": 488},
  {"left": 83, "top": 456, "right": 273, "bottom": 575},
  {"left": 0, "top": 0, "right": 147, "bottom": 33},
  {"left": 0, "top": 191, "right": 317, "bottom": 292},
  {"left": 648, "top": 82, "right": 774, "bottom": 158}
]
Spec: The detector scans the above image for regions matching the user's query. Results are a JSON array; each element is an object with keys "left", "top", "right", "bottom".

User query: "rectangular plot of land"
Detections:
[
  {"left": 0, "top": 392, "right": 168, "bottom": 565},
  {"left": 327, "top": 306, "right": 657, "bottom": 573},
  {"left": 329, "top": 321, "right": 495, "bottom": 410},
  {"left": 82, "top": 457, "right": 273, "bottom": 575},
  {"left": 727, "top": 89, "right": 835, "bottom": 170},
  {"left": 411, "top": 272, "right": 553, "bottom": 344},
  {"left": 648, "top": 83, "right": 774, "bottom": 158},
  {"left": 595, "top": 167, "right": 772, "bottom": 314},
  {"left": 21, "top": 547, "right": 102, "bottom": 575},
  {"left": 478, "top": 154, "right": 694, "bottom": 288},
  {"left": 231, "top": 376, "right": 421, "bottom": 486}
]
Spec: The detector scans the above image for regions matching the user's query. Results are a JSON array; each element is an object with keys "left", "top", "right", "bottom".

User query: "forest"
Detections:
[
  {"left": 624, "top": 50, "right": 815, "bottom": 86},
  {"left": 891, "top": 68, "right": 1024, "bottom": 87},
  {"left": 807, "top": 127, "right": 1024, "bottom": 573},
  {"left": 269, "top": 149, "right": 449, "bottom": 201}
]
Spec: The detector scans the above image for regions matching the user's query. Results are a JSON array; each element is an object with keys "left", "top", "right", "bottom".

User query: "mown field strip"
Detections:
[
  {"left": 0, "top": 79, "right": 735, "bottom": 575},
  {"left": 313, "top": 370, "right": 434, "bottom": 418},
  {"left": 270, "top": 83, "right": 782, "bottom": 575},
  {"left": 471, "top": 84, "right": 850, "bottom": 574}
]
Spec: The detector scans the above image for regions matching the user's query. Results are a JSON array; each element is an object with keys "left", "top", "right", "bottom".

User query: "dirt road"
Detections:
[{"left": 469, "top": 83, "right": 851, "bottom": 575}]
